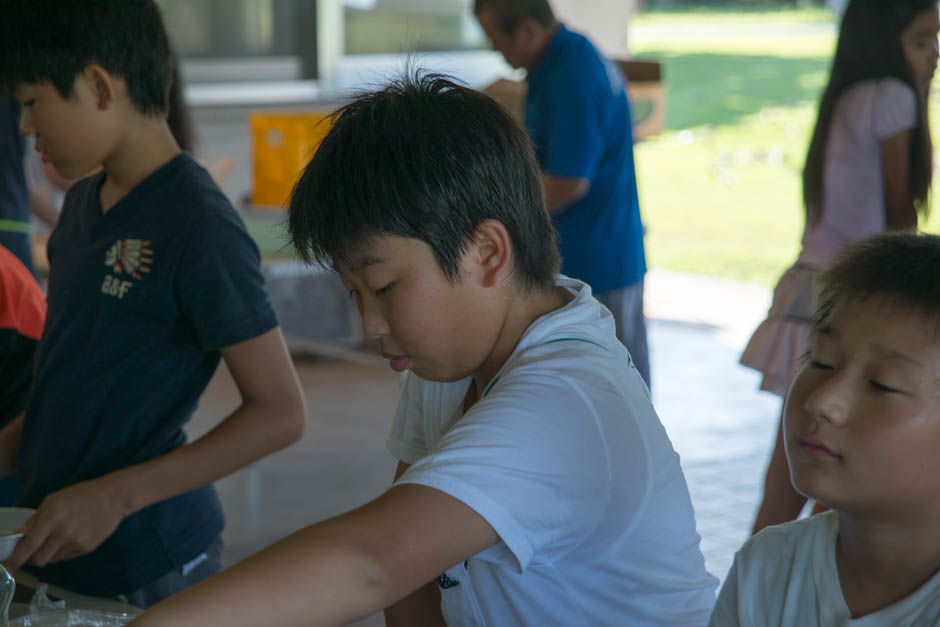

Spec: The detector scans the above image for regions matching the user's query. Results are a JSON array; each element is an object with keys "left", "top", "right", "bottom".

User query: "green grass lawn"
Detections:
[
  {"left": 631, "top": 6, "right": 834, "bottom": 23},
  {"left": 630, "top": 9, "right": 940, "bottom": 286}
]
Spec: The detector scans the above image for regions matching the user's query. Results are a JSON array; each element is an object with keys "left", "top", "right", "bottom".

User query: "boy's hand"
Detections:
[{"left": 3, "top": 477, "right": 129, "bottom": 571}]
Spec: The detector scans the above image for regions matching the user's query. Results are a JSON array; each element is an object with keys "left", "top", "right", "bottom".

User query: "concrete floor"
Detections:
[{"left": 187, "top": 269, "right": 780, "bottom": 626}]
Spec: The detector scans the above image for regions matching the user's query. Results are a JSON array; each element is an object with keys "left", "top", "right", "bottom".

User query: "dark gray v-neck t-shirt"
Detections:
[{"left": 20, "top": 154, "right": 277, "bottom": 596}]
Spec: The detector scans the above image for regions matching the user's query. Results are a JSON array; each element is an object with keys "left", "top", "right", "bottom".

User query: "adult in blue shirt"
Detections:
[{"left": 475, "top": 0, "right": 650, "bottom": 388}]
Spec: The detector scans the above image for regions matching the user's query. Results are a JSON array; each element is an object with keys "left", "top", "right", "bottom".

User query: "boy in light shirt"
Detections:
[
  {"left": 710, "top": 232, "right": 940, "bottom": 626},
  {"left": 131, "top": 72, "right": 717, "bottom": 626}
]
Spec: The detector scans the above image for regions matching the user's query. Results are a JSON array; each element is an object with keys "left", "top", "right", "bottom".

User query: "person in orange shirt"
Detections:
[
  {"left": 0, "top": 243, "right": 45, "bottom": 504},
  {"left": 0, "top": 243, "right": 44, "bottom": 426}
]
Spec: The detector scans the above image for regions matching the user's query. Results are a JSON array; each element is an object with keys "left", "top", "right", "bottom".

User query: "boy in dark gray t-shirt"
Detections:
[{"left": 0, "top": 0, "right": 306, "bottom": 606}]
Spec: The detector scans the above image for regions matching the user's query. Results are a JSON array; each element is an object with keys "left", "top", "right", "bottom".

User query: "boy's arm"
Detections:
[
  {"left": 4, "top": 327, "right": 305, "bottom": 570},
  {"left": 384, "top": 462, "right": 446, "bottom": 627},
  {"left": 384, "top": 579, "right": 446, "bottom": 627},
  {"left": 129, "top": 482, "right": 498, "bottom": 627}
]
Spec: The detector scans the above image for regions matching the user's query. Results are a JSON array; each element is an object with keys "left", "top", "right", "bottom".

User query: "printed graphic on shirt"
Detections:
[
  {"left": 106, "top": 239, "right": 153, "bottom": 279},
  {"left": 102, "top": 239, "right": 153, "bottom": 299},
  {"left": 436, "top": 572, "right": 460, "bottom": 590}
]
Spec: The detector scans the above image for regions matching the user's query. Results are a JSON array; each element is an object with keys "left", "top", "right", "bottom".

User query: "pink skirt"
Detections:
[{"left": 740, "top": 264, "right": 819, "bottom": 397}]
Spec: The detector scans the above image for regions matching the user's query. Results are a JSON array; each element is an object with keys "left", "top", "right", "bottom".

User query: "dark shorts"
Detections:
[{"left": 123, "top": 535, "right": 223, "bottom": 609}]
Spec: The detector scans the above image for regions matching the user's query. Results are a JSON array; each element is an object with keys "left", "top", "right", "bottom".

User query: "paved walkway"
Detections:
[{"left": 645, "top": 269, "right": 778, "bottom": 584}]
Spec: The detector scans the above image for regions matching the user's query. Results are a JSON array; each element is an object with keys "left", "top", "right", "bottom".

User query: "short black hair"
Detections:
[
  {"left": 814, "top": 232, "right": 940, "bottom": 335},
  {"left": 473, "top": 0, "right": 556, "bottom": 34},
  {"left": 288, "top": 71, "right": 559, "bottom": 294},
  {"left": 0, "top": 0, "right": 172, "bottom": 116}
]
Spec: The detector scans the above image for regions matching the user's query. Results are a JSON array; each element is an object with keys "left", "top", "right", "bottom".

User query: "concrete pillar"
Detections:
[{"left": 317, "top": 0, "right": 344, "bottom": 81}]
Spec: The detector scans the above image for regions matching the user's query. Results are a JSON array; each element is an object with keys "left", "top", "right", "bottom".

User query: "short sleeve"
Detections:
[
  {"left": 176, "top": 209, "right": 277, "bottom": 350},
  {"left": 386, "top": 371, "right": 429, "bottom": 464},
  {"left": 872, "top": 78, "right": 917, "bottom": 140},
  {"left": 538, "top": 67, "right": 606, "bottom": 181},
  {"left": 708, "top": 554, "right": 743, "bottom": 627},
  {"left": 396, "top": 370, "right": 645, "bottom": 572}
]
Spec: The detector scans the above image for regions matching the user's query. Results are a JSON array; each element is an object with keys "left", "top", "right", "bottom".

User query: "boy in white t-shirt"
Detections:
[
  {"left": 131, "top": 72, "right": 717, "bottom": 626},
  {"left": 710, "top": 232, "right": 940, "bottom": 627}
]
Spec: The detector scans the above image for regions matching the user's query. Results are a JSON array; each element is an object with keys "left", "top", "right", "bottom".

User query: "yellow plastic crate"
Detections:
[{"left": 251, "top": 111, "right": 333, "bottom": 209}]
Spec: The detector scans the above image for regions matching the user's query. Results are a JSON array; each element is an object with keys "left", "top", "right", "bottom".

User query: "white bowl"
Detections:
[{"left": 0, "top": 507, "right": 35, "bottom": 561}]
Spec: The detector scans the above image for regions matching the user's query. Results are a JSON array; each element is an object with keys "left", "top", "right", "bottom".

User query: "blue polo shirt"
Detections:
[
  {"left": 525, "top": 25, "right": 646, "bottom": 294},
  {"left": 19, "top": 154, "right": 278, "bottom": 596}
]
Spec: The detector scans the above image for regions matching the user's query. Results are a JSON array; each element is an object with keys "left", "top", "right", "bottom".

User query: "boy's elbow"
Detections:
[
  {"left": 277, "top": 393, "right": 306, "bottom": 447},
  {"left": 261, "top": 387, "right": 306, "bottom": 450}
]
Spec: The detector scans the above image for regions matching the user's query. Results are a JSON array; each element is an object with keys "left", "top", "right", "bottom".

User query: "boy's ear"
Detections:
[
  {"left": 471, "top": 219, "right": 512, "bottom": 288},
  {"left": 81, "top": 64, "right": 118, "bottom": 110}
]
